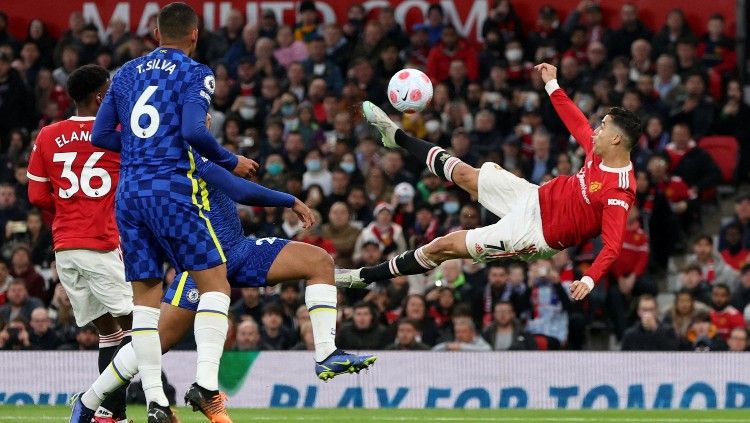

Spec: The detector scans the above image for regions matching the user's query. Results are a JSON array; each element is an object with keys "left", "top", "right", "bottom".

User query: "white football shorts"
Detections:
[
  {"left": 465, "top": 162, "right": 558, "bottom": 263},
  {"left": 55, "top": 248, "right": 133, "bottom": 326}
]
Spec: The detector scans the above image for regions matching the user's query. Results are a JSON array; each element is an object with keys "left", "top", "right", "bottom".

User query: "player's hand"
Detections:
[
  {"left": 233, "top": 155, "right": 258, "bottom": 178},
  {"left": 570, "top": 279, "right": 592, "bottom": 300},
  {"left": 534, "top": 63, "right": 557, "bottom": 84},
  {"left": 292, "top": 198, "right": 316, "bottom": 229}
]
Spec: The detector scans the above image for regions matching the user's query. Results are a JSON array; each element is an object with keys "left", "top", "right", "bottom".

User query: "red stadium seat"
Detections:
[{"left": 698, "top": 136, "right": 738, "bottom": 184}]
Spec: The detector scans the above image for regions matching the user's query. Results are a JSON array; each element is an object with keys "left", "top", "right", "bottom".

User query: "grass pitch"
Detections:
[{"left": 0, "top": 406, "right": 747, "bottom": 422}]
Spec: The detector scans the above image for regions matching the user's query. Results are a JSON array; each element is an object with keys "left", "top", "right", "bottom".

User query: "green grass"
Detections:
[{"left": 0, "top": 406, "right": 748, "bottom": 422}]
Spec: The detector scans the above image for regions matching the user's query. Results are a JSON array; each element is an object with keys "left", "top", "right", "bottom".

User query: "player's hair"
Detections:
[
  {"left": 712, "top": 282, "right": 730, "bottom": 294},
  {"left": 157, "top": 2, "right": 199, "bottom": 41},
  {"left": 606, "top": 107, "right": 641, "bottom": 150},
  {"left": 694, "top": 234, "right": 713, "bottom": 245},
  {"left": 66, "top": 64, "right": 110, "bottom": 104}
]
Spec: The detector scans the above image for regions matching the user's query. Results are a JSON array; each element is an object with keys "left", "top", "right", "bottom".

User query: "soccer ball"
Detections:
[{"left": 387, "top": 69, "right": 433, "bottom": 113}]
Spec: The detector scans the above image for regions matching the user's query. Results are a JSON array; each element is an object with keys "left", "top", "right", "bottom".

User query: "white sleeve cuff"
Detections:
[
  {"left": 580, "top": 276, "right": 595, "bottom": 291},
  {"left": 544, "top": 79, "right": 561, "bottom": 96}
]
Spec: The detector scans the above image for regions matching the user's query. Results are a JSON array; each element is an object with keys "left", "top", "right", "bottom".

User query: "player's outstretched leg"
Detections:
[
  {"left": 336, "top": 230, "right": 471, "bottom": 288},
  {"left": 266, "top": 241, "right": 376, "bottom": 380},
  {"left": 362, "top": 101, "right": 480, "bottom": 197}
]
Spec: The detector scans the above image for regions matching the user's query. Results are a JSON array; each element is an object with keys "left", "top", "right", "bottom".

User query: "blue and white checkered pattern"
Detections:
[{"left": 163, "top": 236, "right": 289, "bottom": 311}]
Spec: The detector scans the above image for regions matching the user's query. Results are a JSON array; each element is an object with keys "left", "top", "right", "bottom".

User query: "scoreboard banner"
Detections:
[
  {"left": 3, "top": 0, "right": 737, "bottom": 45},
  {"left": 1, "top": 351, "right": 749, "bottom": 409}
]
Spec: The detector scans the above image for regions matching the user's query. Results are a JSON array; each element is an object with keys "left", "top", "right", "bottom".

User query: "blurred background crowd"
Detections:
[{"left": 0, "top": 0, "right": 749, "bottom": 354}]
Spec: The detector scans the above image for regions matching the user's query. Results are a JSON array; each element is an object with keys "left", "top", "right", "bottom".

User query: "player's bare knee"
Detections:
[
  {"left": 423, "top": 237, "right": 455, "bottom": 263},
  {"left": 308, "top": 246, "right": 335, "bottom": 283}
]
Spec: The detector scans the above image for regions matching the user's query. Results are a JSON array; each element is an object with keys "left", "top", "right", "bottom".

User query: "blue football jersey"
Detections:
[
  {"left": 106, "top": 47, "right": 215, "bottom": 199},
  {"left": 192, "top": 153, "right": 245, "bottom": 251}
]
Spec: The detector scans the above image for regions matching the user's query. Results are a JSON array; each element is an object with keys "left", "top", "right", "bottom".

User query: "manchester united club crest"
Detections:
[{"left": 589, "top": 181, "right": 602, "bottom": 193}]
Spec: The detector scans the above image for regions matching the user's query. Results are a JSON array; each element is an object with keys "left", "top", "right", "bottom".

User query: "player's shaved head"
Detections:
[
  {"left": 67, "top": 64, "right": 110, "bottom": 106},
  {"left": 606, "top": 107, "right": 641, "bottom": 150},
  {"left": 157, "top": 2, "right": 199, "bottom": 41}
]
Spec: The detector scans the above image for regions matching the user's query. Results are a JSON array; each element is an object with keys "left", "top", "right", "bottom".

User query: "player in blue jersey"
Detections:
[
  {"left": 71, "top": 152, "right": 378, "bottom": 423},
  {"left": 89, "top": 3, "right": 257, "bottom": 423}
]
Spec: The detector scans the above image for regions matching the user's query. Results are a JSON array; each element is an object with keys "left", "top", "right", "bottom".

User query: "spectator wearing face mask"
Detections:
[{"left": 680, "top": 310, "right": 727, "bottom": 351}]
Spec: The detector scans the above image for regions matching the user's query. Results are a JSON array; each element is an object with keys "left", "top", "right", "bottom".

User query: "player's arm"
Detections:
[
  {"left": 183, "top": 67, "right": 256, "bottom": 177},
  {"left": 200, "top": 161, "right": 315, "bottom": 228},
  {"left": 92, "top": 88, "right": 122, "bottom": 152},
  {"left": 535, "top": 63, "right": 594, "bottom": 154},
  {"left": 26, "top": 129, "right": 55, "bottom": 212},
  {"left": 571, "top": 192, "right": 632, "bottom": 300}
]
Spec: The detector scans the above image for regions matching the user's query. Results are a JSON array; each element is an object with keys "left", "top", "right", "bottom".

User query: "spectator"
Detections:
[
  {"left": 277, "top": 282, "right": 301, "bottom": 332},
  {"left": 398, "top": 294, "right": 439, "bottom": 346},
  {"left": 423, "top": 4, "right": 446, "bottom": 46},
  {"left": 230, "top": 287, "right": 264, "bottom": 324},
  {"left": 10, "top": 246, "right": 46, "bottom": 301},
  {"left": 52, "top": 44, "right": 79, "bottom": 87},
  {"left": 302, "top": 37, "right": 343, "bottom": 96},
  {"left": 687, "top": 235, "right": 739, "bottom": 289},
  {"left": 675, "top": 37, "right": 706, "bottom": 80},
  {"left": 662, "top": 288, "right": 709, "bottom": 341},
  {"left": 481, "top": 301, "right": 535, "bottom": 351},
  {"left": 609, "top": 3, "right": 653, "bottom": 59},
  {"left": 652, "top": 8, "right": 693, "bottom": 58},
  {"left": 426, "top": 25, "right": 478, "bottom": 83},
  {"left": 224, "top": 24, "right": 258, "bottom": 77},
  {"left": 727, "top": 327, "right": 749, "bottom": 352},
  {"left": 665, "top": 123, "right": 722, "bottom": 198},
  {"left": 730, "top": 264, "right": 750, "bottom": 312},
  {"left": 621, "top": 294, "right": 678, "bottom": 351},
  {"left": 524, "top": 260, "right": 571, "bottom": 349},
  {"left": 0, "top": 259, "right": 11, "bottom": 301},
  {"left": 353, "top": 202, "right": 406, "bottom": 262},
  {"left": 385, "top": 319, "right": 430, "bottom": 350},
  {"left": 0, "top": 279, "right": 43, "bottom": 323},
  {"left": 293, "top": 1, "right": 319, "bottom": 43},
  {"left": 481, "top": 0, "right": 524, "bottom": 43},
  {"left": 404, "top": 24, "right": 431, "bottom": 70},
  {"left": 709, "top": 283, "right": 745, "bottom": 340},
  {"left": 233, "top": 319, "right": 261, "bottom": 351},
  {"left": 322, "top": 23, "right": 351, "bottom": 72},
  {"left": 0, "top": 317, "right": 30, "bottom": 350},
  {"left": 104, "top": 18, "right": 131, "bottom": 54},
  {"left": 712, "top": 81, "right": 750, "bottom": 183},
  {"left": 259, "top": 303, "right": 296, "bottom": 350},
  {"left": 27, "top": 307, "right": 59, "bottom": 350},
  {"left": 273, "top": 25, "right": 308, "bottom": 69},
  {"left": 67, "top": 324, "right": 99, "bottom": 351},
  {"left": 720, "top": 224, "right": 749, "bottom": 271},
  {"left": 432, "top": 317, "right": 491, "bottom": 351},
  {"left": 378, "top": 7, "right": 409, "bottom": 51},
  {"left": 47, "top": 283, "right": 76, "bottom": 347},
  {"left": 336, "top": 301, "right": 387, "bottom": 350},
  {"left": 697, "top": 14, "right": 736, "bottom": 76},
  {"left": 670, "top": 73, "right": 716, "bottom": 139},
  {"left": 321, "top": 202, "right": 361, "bottom": 268},
  {"left": 680, "top": 310, "right": 728, "bottom": 351},
  {"left": 522, "top": 131, "right": 555, "bottom": 184},
  {"left": 719, "top": 195, "right": 750, "bottom": 250},
  {"left": 0, "top": 12, "right": 18, "bottom": 52},
  {"left": 678, "top": 263, "right": 713, "bottom": 306},
  {"left": 0, "top": 52, "right": 34, "bottom": 139},
  {"left": 653, "top": 55, "right": 681, "bottom": 102},
  {"left": 291, "top": 321, "right": 315, "bottom": 351}
]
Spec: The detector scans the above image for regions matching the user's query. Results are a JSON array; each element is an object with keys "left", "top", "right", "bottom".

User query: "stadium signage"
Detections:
[
  {"left": 2, "top": 351, "right": 749, "bottom": 409},
  {"left": 4, "top": 1, "right": 737, "bottom": 45}
]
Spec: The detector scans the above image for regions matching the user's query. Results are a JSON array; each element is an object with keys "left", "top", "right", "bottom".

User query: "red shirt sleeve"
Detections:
[
  {"left": 27, "top": 129, "right": 55, "bottom": 212},
  {"left": 585, "top": 189, "right": 633, "bottom": 283},
  {"left": 546, "top": 80, "right": 594, "bottom": 154}
]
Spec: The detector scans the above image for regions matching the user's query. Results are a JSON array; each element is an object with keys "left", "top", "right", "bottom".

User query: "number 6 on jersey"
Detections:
[{"left": 131, "top": 86, "right": 161, "bottom": 139}]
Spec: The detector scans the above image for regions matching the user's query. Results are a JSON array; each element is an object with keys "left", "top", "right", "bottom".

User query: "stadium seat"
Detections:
[{"left": 698, "top": 136, "right": 739, "bottom": 197}]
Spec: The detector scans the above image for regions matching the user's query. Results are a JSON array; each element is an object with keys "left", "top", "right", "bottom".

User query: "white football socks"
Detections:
[
  {"left": 305, "top": 284, "right": 338, "bottom": 362},
  {"left": 81, "top": 343, "right": 138, "bottom": 410},
  {"left": 194, "top": 291, "right": 230, "bottom": 391},
  {"left": 131, "top": 305, "right": 169, "bottom": 407}
]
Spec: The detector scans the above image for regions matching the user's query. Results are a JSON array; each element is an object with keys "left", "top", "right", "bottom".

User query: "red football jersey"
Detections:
[
  {"left": 27, "top": 116, "right": 120, "bottom": 251},
  {"left": 538, "top": 83, "right": 636, "bottom": 283}
]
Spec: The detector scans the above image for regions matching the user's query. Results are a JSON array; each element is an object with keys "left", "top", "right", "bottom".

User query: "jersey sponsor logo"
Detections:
[
  {"left": 135, "top": 58, "right": 176, "bottom": 75},
  {"left": 576, "top": 168, "right": 591, "bottom": 204},
  {"left": 204, "top": 75, "right": 216, "bottom": 94},
  {"left": 607, "top": 198, "right": 629, "bottom": 211},
  {"left": 589, "top": 181, "right": 602, "bottom": 193},
  {"left": 187, "top": 288, "right": 199, "bottom": 304}
]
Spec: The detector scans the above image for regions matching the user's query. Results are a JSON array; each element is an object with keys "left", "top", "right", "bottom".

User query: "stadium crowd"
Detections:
[{"left": 0, "top": 0, "right": 749, "bottom": 353}]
